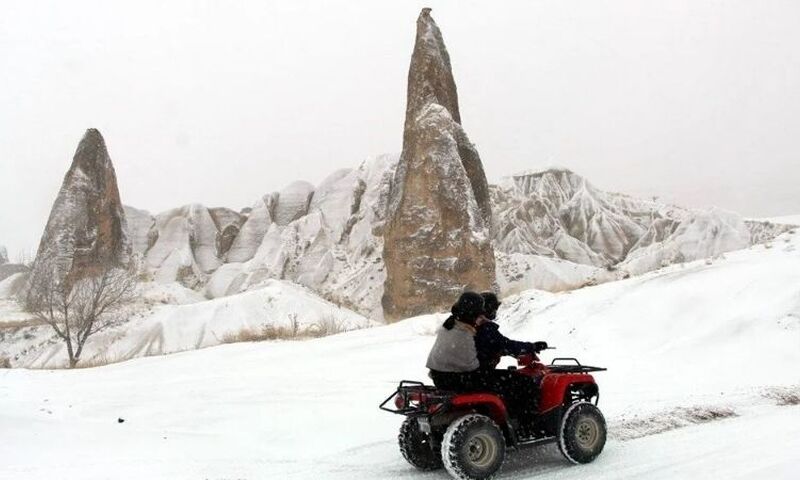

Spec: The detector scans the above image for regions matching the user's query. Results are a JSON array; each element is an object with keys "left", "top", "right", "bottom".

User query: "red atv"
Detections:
[{"left": 380, "top": 352, "right": 607, "bottom": 480}]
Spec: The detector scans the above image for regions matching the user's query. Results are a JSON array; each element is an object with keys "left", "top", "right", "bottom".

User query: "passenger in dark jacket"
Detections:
[
  {"left": 474, "top": 292, "right": 547, "bottom": 424},
  {"left": 475, "top": 292, "right": 548, "bottom": 370}
]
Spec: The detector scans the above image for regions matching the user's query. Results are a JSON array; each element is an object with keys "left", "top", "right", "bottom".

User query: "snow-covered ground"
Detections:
[
  {"left": 0, "top": 299, "right": 32, "bottom": 324},
  {"left": 1, "top": 230, "right": 799, "bottom": 479},
  {"left": 764, "top": 214, "right": 800, "bottom": 226}
]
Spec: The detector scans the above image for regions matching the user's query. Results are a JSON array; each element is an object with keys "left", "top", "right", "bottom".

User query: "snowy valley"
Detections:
[
  {"left": 2, "top": 163, "right": 794, "bottom": 368},
  {"left": 1, "top": 226, "right": 799, "bottom": 479},
  {"left": 2, "top": 5, "right": 799, "bottom": 480}
]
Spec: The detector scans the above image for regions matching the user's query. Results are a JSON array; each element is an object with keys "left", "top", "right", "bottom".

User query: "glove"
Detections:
[{"left": 530, "top": 341, "right": 548, "bottom": 352}]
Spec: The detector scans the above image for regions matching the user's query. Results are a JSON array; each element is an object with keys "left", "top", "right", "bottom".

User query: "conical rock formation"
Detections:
[
  {"left": 382, "top": 9, "right": 496, "bottom": 320},
  {"left": 29, "top": 129, "right": 130, "bottom": 289}
]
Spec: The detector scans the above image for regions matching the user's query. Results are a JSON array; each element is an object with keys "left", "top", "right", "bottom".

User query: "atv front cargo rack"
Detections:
[{"left": 548, "top": 357, "right": 607, "bottom": 373}]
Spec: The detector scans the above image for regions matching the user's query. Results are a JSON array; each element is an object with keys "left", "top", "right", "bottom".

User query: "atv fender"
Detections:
[
  {"left": 450, "top": 393, "right": 509, "bottom": 425},
  {"left": 429, "top": 393, "right": 509, "bottom": 429},
  {"left": 539, "top": 374, "right": 598, "bottom": 412}
]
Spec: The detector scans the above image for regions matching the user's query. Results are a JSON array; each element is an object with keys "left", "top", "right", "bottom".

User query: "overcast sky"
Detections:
[{"left": 2, "top": 0, "right": 799, "bottom": 259}]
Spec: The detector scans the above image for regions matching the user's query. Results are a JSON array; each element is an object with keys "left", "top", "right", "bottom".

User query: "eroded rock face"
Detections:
[
  {"left": 204, "top": 154, "right": 398, "bottom": 319},
  {"left": 492, "top": 169, "right": 654, "bottom": 266},
  {"left": 29, "top": 129, "right": 130, "bottom": 288},
  {"left": 492, "top": 168, "right": 779, "bottom": 280},
  {"left": 209, "top": 207, "right": 245, "bottom": 258},
  {"left": 142, "top": 204, "right": 225, "bottom": 286},
  {"left": 274, "top": 181, "right": 314, "bottom": 226},
  {"left": 123, "top": 206, "right": 156, "bottom": 256},
  {"left": 382, "top": 9, "right": 496, "bottom": 320},
  {"left": 225, "top": 195, "right": 276, "bottom": 263}
]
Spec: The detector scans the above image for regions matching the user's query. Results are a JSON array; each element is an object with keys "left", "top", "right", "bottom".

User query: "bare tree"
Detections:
[{"left": 26, "top": 265, "right": 136, "bottom": 368}]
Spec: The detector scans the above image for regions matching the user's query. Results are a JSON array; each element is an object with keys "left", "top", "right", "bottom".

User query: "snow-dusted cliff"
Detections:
[
  {"left": 122, "top": 164, "right": 791, "bottom": 319},
  {"left": 490, "top": 168, "right": 792, "bottom": 290},
  {"left": 126, "top": 154, "right": 397, "bottom": 319}
]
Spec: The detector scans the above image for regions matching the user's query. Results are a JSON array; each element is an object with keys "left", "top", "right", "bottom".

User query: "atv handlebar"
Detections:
[{"left": 516, "top": 346, "right": 554, "bottom": 365}]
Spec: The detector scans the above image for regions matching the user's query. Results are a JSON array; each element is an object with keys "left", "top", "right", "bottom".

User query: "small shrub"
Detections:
[
  {"left": 28, "top": 352, "right": 124, "bottom": 370},
  {"left": 221, "top": 312, "right": 358, "bottom": 344},
  {"left": 70, "top": 353, "right": 121, "bottom": 369},
  {"left": 221, "top": 325, "right": 298, "bottom": 343},
  {"left": 762, "top": 386, "right": 800, "bottom": 406},
  {"left": 308, "top": 313, "right": 348, "bottom": 337}
]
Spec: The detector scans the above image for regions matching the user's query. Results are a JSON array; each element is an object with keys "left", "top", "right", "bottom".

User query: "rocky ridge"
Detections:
[
  {"left": 491, "top": 168, "right": 794, "bottom": 279},
  {"left": 125, "top": 154, "right": 397, "bottom": 320},
  {"left": 119, "top": 164, "right": 794, "bottom": 319}
]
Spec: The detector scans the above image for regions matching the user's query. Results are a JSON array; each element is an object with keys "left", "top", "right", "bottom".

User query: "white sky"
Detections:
[{"left": 2, "top": 0, "right": 799, "bottom": 259}]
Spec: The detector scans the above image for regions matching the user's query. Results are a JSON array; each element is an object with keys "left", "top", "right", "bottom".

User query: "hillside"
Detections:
[
  {"left": 1, "top": 229, "right": 797, "bottom": 479},
  {"left": 0, "top": 279, "right": 370, "bottom": 368}
]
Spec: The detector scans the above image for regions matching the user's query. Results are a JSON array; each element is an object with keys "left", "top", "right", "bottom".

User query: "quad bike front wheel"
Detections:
[
  {"left": 398, "top": 417, "right": 443, "bottom": 470},
  {"left": 557, "top": 401, "right": 607, "bottom": 464},
  {"left": 441, "top": 414, "right": 506, "bottom": 480}
]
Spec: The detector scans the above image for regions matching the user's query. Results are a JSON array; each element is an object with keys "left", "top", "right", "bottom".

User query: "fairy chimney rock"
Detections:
[
  {"left": 29, "top": 128, "right": 131, "bottom": 288},
  {"left": 382, "top": 9, "right": 496, "bottom": 321}
]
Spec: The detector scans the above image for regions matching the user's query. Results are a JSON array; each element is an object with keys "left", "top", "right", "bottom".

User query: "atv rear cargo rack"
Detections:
[
  {"left": 548, "top": 357, "right": 607, "bottom": 373},
  {"left": 379, "top": 380, "right": 451, "bottom": 415}
]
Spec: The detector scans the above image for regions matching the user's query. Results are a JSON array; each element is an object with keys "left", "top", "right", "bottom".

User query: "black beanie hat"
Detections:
[
  {"left": 451, "top": 291, "right": 485, "bottom": 324},
  {"left": 480, "top": 292, "right": 501, "bottom": 320}
]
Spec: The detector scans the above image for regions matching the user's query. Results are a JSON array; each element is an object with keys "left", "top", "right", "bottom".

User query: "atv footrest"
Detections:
[{"left": 515, "top": 436, "right": 556, "bottom": 448}]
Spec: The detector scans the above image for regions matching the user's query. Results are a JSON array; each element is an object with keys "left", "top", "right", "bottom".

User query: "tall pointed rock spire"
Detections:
[
  {"left": 404, "top": 8, "right": 462, "bottom": 127},
  {"left": 29, "top": 128, "right": 130, "bottom": 288},
  {"left": 382, "top": 9, "right": 496, "bottom": 320}
]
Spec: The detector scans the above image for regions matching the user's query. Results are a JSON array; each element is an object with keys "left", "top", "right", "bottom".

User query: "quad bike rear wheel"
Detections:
[
  {"left": 441, "top": 414, "right": 506, "bottom": 480},
  {"left": 557, "top": 401, "right": 607, "bottom": 464},
  {"left": 398, "top": 417, "right": 443, "bottom": 470}
]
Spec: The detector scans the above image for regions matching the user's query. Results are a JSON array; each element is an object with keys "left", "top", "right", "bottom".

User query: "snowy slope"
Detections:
[
  {"left": 1, "top": 279, "right": 370, "bottom": 368},
  {"left": 618, "top": 207, "right": 750, "bottom": 275},
  {"left": 495, "top": 251, "right": 616, "bottom": 296},
  {"left": 1, "top": 230, "right": 798, "bottom": 479},
  {"left": 763, "top": 214, "right": 800, "bottom": 226}
]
